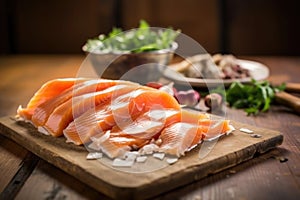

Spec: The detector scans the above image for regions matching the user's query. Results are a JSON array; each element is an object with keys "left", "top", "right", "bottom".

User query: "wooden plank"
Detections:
[
  {"left": 0, "top": 116, "right": 283, "bottom": 199},
  {"left": 0, "top": 152, "right": 39, "bottom": 200},
  {"left": 0, "top": 135, "right": 28, "bottom": 192},
  {"left": 154, "top": 148, "right": 300, "bottom": 200},
  {"left": 16, "top": 160, "right": 108, "bottom": 200}
]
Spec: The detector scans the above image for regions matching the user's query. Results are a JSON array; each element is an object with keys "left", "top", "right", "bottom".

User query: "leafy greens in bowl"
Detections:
[
  {"left": 83, "top": 20, "right": 180, "bottom": 54},
  {"left": 83, "top": 20, "right": 180, "bottom": 82}
]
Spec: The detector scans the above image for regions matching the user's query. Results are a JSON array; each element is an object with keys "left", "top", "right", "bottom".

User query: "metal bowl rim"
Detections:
[{"left": 83, "top": 42, "right": 178, "bottom": 56}]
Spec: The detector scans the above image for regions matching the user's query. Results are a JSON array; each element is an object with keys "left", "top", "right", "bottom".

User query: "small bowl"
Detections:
[{"left": 84, "top": 42, "right": 178, "bottom": 84}]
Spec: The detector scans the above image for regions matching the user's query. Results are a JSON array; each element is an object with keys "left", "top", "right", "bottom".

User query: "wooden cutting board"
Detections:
[{"left": 0, "top": 116, "right": 283, "bottom": 199}]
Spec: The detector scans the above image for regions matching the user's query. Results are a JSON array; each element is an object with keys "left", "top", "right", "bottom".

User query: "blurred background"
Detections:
[{"left": 0, "top": 0, "right": 299, "bottom": 55}]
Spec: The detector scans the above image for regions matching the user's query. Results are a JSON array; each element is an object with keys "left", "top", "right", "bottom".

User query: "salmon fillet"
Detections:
[
  {"left": 17, "top": 78, "right": 234, "bottom": 160},
  {"left": 42, "top": 84, "right": 139, "bottom": 136},
  {"left": 159, "top": 122, "right": 205, "bottom": 157},
  {"left": 17, "top": 78, "right": 88, "bottom": 120},
  {"left": 31, "top": 79, "right": 137, "bottom": 127},
  {"left": 64, "top": 87, "right": 180, "bottom": 145}
]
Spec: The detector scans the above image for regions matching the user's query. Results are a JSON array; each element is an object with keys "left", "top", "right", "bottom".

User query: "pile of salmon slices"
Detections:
[{"left": 17, "top": 78, "right": 234, "bottom": 159}]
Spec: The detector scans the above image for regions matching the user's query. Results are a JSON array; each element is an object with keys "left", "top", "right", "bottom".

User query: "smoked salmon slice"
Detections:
[
  {"left": 42, "top": 84, "right": 139, "bottom": 136},
  {"left": 17, "top": 77, "right": 234, "bottom": 160},
  {"left": 64, "top": 87, "right": 181, "bottom": 145},
  {"left": 159, "top": 122, "right": 205, "bottom": 157},
  {"left": 89, "top": 109, "right": 181, "bottom": 158},
  {"left": 180, "top": 109, "right": 210, "bottom": 124},
  {"left": 88, "top": 131, "right": 136, "bottom": 159},
  {"left": 31, "top": 79, "right": 136, "bottom": 127},
  {"left": 85, "top": 89, "right": 181, "bottom": 144},
  {"left": 88, "top": 130, "right": 150, "bottom": 159},
  {"left": 17, "top": 78, "right": 88, "bottom": 120},
  {"left": 201, "top": 119, "right": 231, "bottom": 139},
  {"left": 159, "top": 119, "right": 231, "bottom": 157},
  {"left": 109, "top": 109, "right": 181, "bottom": 140},
  {"left": 63, "top": 102, "right": 112, "bottom": 145}
]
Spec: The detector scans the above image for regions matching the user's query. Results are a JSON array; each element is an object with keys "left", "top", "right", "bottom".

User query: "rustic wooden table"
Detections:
[{"left": 0, "top": 55, "right": 299, "bottom": 200}]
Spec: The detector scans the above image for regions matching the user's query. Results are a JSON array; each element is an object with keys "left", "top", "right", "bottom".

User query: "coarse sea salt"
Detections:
[
  {"left": 166, "top": 157, "right": 178, "bottom": 165},
  {"left": 136, "top": 156, "right": 148, "bottom": 163},
  {"left": 226, "top": 125, "right": 236, "bottom": 135},
  {"left": 124, "top": 151, "right": 139, "bottom": 161},
  {"left": 86, "top": 152, "right": 103, "bottom": 160},
  {"left": 239, "top": 128, "right": 254, "bottom": 134},
  {"left": 139, "top": 144, "right": 159, "bottom": 155},
  {"left": 153, "top": 152, "right": 165, "bottom": 160}
]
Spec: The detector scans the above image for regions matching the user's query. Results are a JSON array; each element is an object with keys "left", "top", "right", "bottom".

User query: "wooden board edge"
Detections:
[
  {"left": 0, "top": 116, "right": 284, "bottom": 199},
  {"left": 133, "top": 134, "right": 283, "bottom": 199},
  {"left": 0, "top": 117, "right": 121, "bottom": 198}
]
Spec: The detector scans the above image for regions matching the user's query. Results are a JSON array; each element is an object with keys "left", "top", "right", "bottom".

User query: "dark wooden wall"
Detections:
[
  {"left": 0, "top": 0, "right": 299, "bottom": 55},
  {"left": 0, "top": 0, "right": 116, "bottom": 54},
  {"left": 224, "top": 0, "right": 300, "bottom": 55}
]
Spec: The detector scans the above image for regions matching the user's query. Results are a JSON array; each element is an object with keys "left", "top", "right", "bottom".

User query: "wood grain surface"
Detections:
[
  {"left": 0, "top": 115, "right": 283, "bottom": 199},
  {"left": 0, "top": 55, "right": 299, "bottom": 200}
]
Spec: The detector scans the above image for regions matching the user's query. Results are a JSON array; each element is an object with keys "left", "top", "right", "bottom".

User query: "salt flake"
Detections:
[
  {"left": 124, "top": 151, "right": 139, "bottom": 161},
  {"left": 86, "top": 152, "right": 103, "bottom": 160},
  {"left": 239, "top": 128, "right": 254, "bottom": 134},
  {"left": 153, "top": 153, "right": 165, "bottom": 160},
  {"left": 136, "top": 156, "right": 148, "bottom": 163},
  {"left": 166, "top": 158, "right": 178, "bottom": 165}
]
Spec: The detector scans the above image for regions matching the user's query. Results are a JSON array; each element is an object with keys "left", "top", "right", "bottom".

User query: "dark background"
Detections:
[{"left": 1, "top": 0, "right": 299, "bottom": 55}]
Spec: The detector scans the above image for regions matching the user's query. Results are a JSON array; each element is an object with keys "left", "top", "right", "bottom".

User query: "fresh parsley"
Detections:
[
  {"left": 226, "top": 79, "right": 285, "bottom": 115},
  {"left": 83, "top": 20, "right": 180, "bottom": 54}
]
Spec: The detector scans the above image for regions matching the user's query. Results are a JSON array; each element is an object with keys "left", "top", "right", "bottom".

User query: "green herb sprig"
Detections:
[
  {"left": 226, "top": 79, "right": 285, "bottom": 115},
  {"left": 83, "top": 20, "right": 180, "bottom": 54}
]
